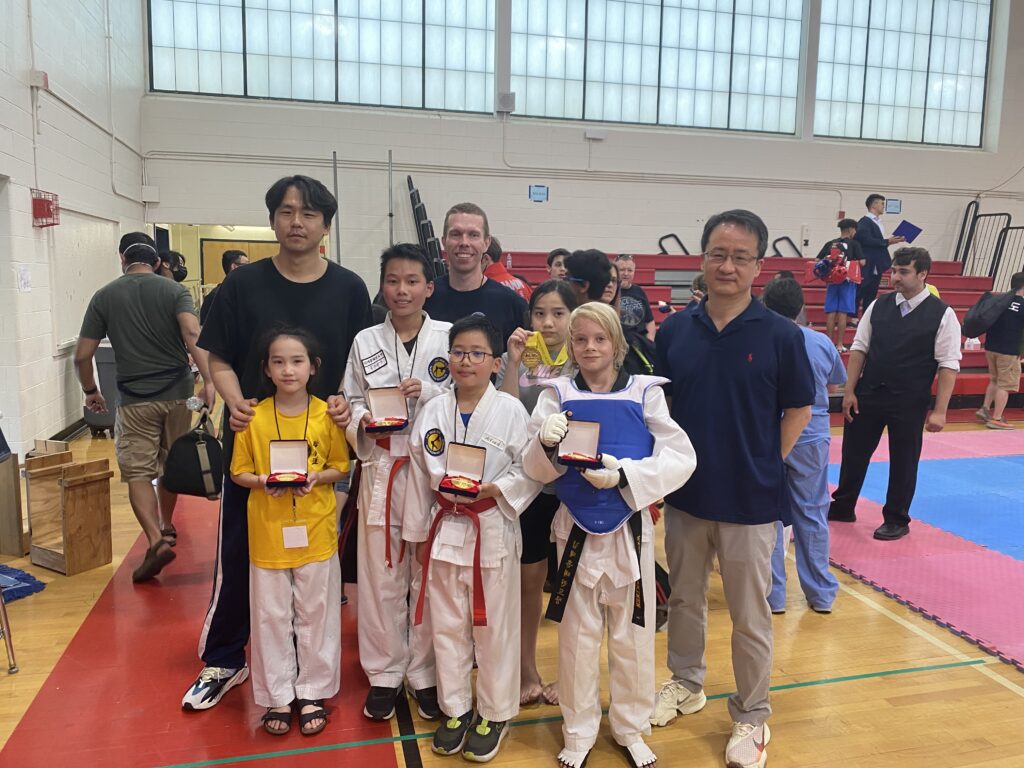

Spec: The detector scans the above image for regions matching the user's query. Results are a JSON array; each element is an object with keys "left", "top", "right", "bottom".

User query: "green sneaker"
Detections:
[
  {"left": 431, "top": 709, "right": 474, "bottom": 755},
  {"left": 462, "top": 716, "right": 509, "bottom": 763}
]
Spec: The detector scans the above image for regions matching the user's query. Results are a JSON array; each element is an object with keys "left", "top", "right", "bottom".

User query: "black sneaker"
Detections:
[
  {"left": 412, "top": 686, "right": 442, "bottom": 720},
  {"left": 431, "top": 709, "right": 474, "bottom": 755},
  {"left": 462, "top": 716, "right": 509, "bottom": 762},
  {"left": 363, "top": 685, "right": 402, "bottom": 720},
  {"left": 181, "top": 666, "right": 249, "bottom": 711}
]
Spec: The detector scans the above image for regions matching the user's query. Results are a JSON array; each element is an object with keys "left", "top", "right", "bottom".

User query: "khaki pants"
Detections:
[
  {"left": 664, "top": 506, "right": 776, "bottom": 726},
  {"left": 114, "top": 399, "right": 191, "bottom": 482}
]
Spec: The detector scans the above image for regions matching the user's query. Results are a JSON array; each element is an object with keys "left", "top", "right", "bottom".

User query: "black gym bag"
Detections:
[{"left": 162, "top": 408, "right": 223, "bottom": 500}]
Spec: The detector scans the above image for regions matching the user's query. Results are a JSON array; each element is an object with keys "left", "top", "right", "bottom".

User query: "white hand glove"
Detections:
[
  {"left": 582, "top": 454, "right": 621, "bottom": 490},
  {"left": 539, "top": 411, "right": 570, "bottom": 447}
]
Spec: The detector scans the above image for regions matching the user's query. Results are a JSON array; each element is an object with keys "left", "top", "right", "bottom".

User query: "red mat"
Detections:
[
  {"left": 828, "top": 498, "right": 1024, "bottom": 672},
  {"left": 0, "top": 498, "right": 401, "bottom": 768}
]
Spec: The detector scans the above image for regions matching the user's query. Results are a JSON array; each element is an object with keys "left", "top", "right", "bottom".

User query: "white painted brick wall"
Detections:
[{"left": 0, "top": 0, "right": 146, "bottom": 457}]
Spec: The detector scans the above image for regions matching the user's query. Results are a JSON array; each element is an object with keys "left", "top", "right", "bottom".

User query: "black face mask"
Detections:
[{"left": 160, "top": 255, "right": 188, "bottom": 282}]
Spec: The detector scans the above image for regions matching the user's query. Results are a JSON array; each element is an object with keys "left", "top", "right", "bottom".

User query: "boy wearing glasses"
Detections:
[
  {"left": 404, "top": 315, "right": 541, "bottom": 762},
  {"left": 342, "top": 243, "right": 454, "bottom": 723}
]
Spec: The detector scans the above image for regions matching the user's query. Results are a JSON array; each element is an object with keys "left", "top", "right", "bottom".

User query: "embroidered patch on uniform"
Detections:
[
  {"left": 361, "top": 349, "right": 387, "bottom": 376},
  {"left": 481, "top": 434, "right": 506, "bottom": 451},
  {"left": 424, "top": 428, "right": 445, "bottom": 456},
  {"left": 428, "top": 356, "right": 450, "bottom": 382}
]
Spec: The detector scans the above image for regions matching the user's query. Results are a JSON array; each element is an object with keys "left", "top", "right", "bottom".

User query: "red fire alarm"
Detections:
[{"left": 31, "top": 189, "right": 60, "bottom": 228}]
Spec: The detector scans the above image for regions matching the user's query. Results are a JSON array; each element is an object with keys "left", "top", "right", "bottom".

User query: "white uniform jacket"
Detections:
[
  {"left": 344, "top": 312, "right": 453, "bottom": 528},
  {"left": 523, "top": 377, "right": 697, "bottom": 588},
  {"left": 404, "top": 383, "right": 542, "bottom": 567}
]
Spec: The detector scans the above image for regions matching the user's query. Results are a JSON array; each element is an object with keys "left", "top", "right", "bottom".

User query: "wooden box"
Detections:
[
  {"left": 0, "top": 451, "right": 27, "bottom": 556},
  {"left": 25, "top": 453, "right": 114, "bottom": 575}
]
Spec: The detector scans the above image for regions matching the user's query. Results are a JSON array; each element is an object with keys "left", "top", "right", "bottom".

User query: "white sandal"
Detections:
[
  {"left": 624, "top": 740, "right": 657, "bottom": 767},
  {"left": 557, "top": 747, "right": 591, "bottom": 768}
]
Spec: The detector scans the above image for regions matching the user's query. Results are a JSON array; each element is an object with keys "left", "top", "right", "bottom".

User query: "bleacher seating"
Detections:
[{"left": 500, "top": 249, "right": 1023, "bottom": 402}]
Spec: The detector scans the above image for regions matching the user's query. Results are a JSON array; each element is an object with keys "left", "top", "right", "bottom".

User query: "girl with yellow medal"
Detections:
[{"left": 498, "top": 279, "right": 579, "bottom": 707}]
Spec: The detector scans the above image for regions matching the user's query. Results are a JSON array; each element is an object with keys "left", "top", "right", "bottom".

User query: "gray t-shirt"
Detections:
[
  {"left": 496, "top": 356, "right": 577, "bottom": 414},
  {"left": 80, "top": 272, "right": 195, "bottom": 405}
]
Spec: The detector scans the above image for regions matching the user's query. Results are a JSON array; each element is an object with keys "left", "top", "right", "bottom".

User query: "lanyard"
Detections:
[
  {"left": 452, "top": 392, "right": 475, "bottom": 444},
  {"left": 273, "top": 395, "right": 311, "bottom": 518},
  {"left": 393, "top": 324, "right": 421, "bottom": 383},
  {"left": 272, "top": 394, "right": 311, "bottom": 442}
]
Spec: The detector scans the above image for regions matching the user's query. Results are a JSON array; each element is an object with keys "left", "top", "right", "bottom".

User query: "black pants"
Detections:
[
  {"left": 857, "top": 271, "right": 882, "bottom": 316},
  {"left": 198, "top": 475, "right": 251, "bottom": 669},
  {"left": 830, "top": 391, "right": 929, "bottom": 528}
]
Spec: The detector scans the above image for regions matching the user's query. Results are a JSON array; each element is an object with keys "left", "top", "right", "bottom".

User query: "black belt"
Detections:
[
  {"left": 545, "top": 511, "right": 645, "bottom": 627},
  {"left": 117, "top": 365, "right": 191, "bottom": 398}
]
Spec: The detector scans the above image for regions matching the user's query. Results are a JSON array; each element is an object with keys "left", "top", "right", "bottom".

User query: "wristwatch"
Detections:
[{"left": 83, "top": 386, "right": 98, "bottom": 395}]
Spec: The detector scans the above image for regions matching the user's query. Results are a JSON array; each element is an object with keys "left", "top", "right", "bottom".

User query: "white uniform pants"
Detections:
[
  {"left": 357, "top": 519, "right": 435, "bottom": 689},
  {"left": 427, "top": 556, "right": 520, "bottom": 722},
  {"left": 556, "top": 537, "right": 656, "bottom": 752},
  {"left": 249, "top": 557, "right": 341, "bottom": 708}
]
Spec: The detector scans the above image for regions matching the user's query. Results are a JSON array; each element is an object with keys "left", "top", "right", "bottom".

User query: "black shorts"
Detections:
[{"left": 519, "top": 491, "right": 559, "bottom": 564}]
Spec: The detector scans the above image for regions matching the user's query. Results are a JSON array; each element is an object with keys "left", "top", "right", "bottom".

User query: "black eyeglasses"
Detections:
[{"left": 449, "top": 349, "right": 494, "bottom": 364}]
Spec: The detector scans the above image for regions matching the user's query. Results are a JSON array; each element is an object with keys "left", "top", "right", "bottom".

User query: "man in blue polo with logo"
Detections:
[{"left": 652, "top": 210, "right": 814, "bottom": 768}]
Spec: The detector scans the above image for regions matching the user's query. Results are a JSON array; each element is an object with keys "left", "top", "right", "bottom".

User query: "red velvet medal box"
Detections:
[
  {"left": 266, "top": 440, "right": 309, "bottom": 488},
  {"left": 558, "top": 419, "right": 603, "bottom": 469},
  {"left": 441, "top": 442, "right": 486, "bottom": 498},
  {"left": 365, "top": 387, "right": 410, "bottom": 433}
]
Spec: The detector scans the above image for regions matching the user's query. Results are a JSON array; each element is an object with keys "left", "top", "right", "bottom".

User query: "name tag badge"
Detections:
[
  {"left": 282, "top": 524, "right": 310, "bottom": 549},
  {"left": 389, "top": 434, "right": 410, "bottom": 457},
  {"left": 481, "top": 433, "right": 506, "bottom": 451},
  {"left": 438, "top": 518, "right": 469, "bottom": 547}
]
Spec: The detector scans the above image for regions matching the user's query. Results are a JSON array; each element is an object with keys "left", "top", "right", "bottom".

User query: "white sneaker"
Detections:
[
  {"left": 650, "top": 679, "right": 707, "bottom": 726},
  {"left": 725, "top": 721, "right": 770, "bottom": 768},
  {"left": 181, "top": 666, "right": 249, "bottom": 710}
]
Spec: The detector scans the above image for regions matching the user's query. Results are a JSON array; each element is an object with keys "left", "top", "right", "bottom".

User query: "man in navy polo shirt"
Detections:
[{"left": 652, "top": 210, "right": 814, "bottom": 768}]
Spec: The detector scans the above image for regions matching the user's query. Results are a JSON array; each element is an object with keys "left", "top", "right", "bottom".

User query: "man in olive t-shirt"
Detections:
[{"left": 75, "top": 232, "right": 214, "bottom": 583}]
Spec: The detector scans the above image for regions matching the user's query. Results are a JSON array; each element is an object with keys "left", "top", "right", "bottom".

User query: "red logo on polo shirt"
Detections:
[{"left": 747, "top": 353, "right": 753, "bottom": 363}]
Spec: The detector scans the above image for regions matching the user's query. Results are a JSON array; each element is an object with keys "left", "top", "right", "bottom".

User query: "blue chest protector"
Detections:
[{"left": 552, "top": 376, "right": 657, "bottom": 534}]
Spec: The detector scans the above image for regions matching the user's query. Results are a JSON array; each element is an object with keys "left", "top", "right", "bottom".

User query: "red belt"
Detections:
[
  {"left": 414, "top": 492, "right": 498, "bottom": 628},
  {"left": 379, "top": 437, "right": 408, "bottom": 568}
]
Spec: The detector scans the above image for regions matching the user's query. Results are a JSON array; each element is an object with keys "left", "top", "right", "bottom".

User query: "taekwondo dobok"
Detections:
[
  {"left": 344, "top": 312, "right": 453, "bottom": 698},
  {"left": 404, "top": 382, "right": 542, "bottom": 725},
  {"left": 524, "top": 373, "right": 696, "bottom": 767}
]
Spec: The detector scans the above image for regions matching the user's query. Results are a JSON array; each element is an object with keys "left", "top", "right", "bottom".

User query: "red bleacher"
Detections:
[{"left": 501, "top": 250, "right": 1020, "bottom": 400}]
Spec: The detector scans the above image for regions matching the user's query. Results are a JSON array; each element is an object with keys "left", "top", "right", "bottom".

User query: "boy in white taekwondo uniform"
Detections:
[
  {"left": 523, "top": 303, "right": 696, "bottom": 768},
  {"left": 344, "top": 244, "right": 454, "bottom": 721},
  {"left": 404, "top": 315, "right": 542, "bottom": 763}
]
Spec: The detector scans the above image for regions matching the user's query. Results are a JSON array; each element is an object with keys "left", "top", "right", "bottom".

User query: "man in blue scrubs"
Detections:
[
  {"left": 761, "top": 278, "right": 845, "bottom": 614},
  {"left": 652, "top": 210, "right": 814, "bottom": 768}
]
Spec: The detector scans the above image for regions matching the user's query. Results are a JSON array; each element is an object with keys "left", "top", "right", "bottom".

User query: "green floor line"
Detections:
[{"left": 160, "top": 657, "right": 988, "bottom": 768}]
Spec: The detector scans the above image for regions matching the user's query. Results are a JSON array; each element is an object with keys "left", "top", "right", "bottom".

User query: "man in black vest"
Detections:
[{"left": 828, "top": 248, "right": 961, "bottom": 540}]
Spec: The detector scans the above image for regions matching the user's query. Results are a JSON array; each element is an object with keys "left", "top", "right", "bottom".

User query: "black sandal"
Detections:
[
  {"left": 161, "top": 525, "right": 177, "bottom": 547},
  {"left": 261, "top": 707, "right": 292, "bottom": 735},
  {"left": 295, "top": 699, "right": 328, "bottom": 735}
]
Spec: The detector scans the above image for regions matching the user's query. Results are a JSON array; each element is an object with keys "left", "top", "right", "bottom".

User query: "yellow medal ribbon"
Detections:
[{"left": 526, "top": 331, "right": 568, "bottom": 368}]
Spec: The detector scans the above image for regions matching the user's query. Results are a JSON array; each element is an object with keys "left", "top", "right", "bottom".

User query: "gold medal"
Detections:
[
  {"left": 521, "top": 347, "right": 541, "bottom": 370},
  {"left": 449, "top": 476, "right": 475, "bottom": 490},
  {"left": 270, "top": 472, "right": 303, "bottom": 483}
]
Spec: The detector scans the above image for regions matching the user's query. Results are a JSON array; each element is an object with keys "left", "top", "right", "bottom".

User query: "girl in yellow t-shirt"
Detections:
[{"left": 230, "top": 327, "right": 349, "bottom": 737}]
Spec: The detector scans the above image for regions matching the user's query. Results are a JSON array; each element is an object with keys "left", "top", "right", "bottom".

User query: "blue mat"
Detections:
[
  {"left": 0, "top": 564, "right": 45, "bottom": 602},
  {"left": 828, "top": 456, "right": 1024, "bottom": 562}
]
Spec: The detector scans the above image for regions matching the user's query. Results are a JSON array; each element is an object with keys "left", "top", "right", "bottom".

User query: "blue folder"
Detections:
[{"left": 893, "top": 220, "right": 922, "bottom": 243}]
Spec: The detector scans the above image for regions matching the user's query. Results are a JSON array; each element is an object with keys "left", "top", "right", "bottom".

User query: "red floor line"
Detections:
[{"left": 0, "top": 498, "right": 401, "bottom": 768}]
